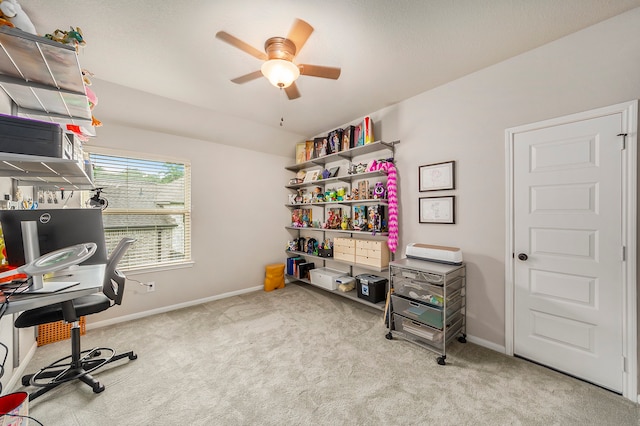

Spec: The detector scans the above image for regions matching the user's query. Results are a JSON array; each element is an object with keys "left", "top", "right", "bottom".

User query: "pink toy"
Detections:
[{"left": 367, "top": 160, "right": 399, "bottom": 253}]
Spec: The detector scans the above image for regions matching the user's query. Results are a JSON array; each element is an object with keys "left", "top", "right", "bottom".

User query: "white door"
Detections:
[{"left": 513, "top": 113, "right": 624, "bottom": 392}]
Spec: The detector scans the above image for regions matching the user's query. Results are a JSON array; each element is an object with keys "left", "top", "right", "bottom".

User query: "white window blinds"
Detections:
[{"left": 86, "top": 152, "right": 191, "bottom": 270}]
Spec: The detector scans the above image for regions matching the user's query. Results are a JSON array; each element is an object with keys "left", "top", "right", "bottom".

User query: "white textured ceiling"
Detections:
[{"left": 18, "top": 0, "right": 640, "bottom": 156}]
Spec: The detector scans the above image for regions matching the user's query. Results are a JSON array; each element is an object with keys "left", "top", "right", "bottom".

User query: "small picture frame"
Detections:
[
  {"left": 419, "top": 161, "right": 455, "bottom": 191},
  {"left": 328, "top": 166, "right": 340, "bottom": 177},
  {"left": 303, "top": 170, "right": 319, "bottom": 183},
  {"left": 419, "top": 196, "right": 455, "bottom": 224}
]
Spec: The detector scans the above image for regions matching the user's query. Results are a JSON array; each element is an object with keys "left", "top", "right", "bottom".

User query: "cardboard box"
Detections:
[{"left": 310, "top": 268, "right": 347, "bottom": 291}]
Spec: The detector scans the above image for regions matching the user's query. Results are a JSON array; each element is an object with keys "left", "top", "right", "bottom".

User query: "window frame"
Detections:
[{"left": 83, "top": 146, "right": 192, "bottom": 272}]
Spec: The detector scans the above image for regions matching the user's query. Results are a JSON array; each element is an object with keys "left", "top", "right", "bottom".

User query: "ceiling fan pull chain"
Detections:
[{"left": 280, "top": 88, "right": 285, "bottom": 126}]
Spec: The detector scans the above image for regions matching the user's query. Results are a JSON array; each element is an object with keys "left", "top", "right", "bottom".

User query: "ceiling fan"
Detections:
[{"left": 216, "top": 18, "right": 341, "bottom": 100}]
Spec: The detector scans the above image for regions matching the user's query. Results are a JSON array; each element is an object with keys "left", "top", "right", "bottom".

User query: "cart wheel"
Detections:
[
  {"left": 458, "top": 334, "right": 467, "bottom": 343},
  {"left": 437, "top": 356, "right": 446, "bottom": 365},
  {"left": 385, "top": 332, "right": 393, "bottom": 340}
]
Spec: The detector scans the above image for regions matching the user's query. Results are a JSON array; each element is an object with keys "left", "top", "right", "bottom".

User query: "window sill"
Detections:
[{"left": 122, "top": 261, "right": 195, "bottom": 276}]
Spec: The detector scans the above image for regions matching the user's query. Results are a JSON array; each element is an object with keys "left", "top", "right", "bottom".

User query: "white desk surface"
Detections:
[{"left": 3, "top": 264, "right": 105, "bottom": 315}]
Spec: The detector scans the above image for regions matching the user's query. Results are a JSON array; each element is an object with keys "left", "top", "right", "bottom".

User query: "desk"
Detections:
[
  {"left": 4, "top": 264, "right": 105, "bottom": 315},
  {"left": 4, "top": 264, "right": 105, "bottom": 370}
]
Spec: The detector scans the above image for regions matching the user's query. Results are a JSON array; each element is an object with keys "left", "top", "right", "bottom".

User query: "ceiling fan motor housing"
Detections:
[{"left": 264, "top": 37, "right": 297, "bottom": 62}]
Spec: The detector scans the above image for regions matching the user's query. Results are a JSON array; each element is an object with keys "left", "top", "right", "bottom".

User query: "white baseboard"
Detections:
[
  {"left": 6, "top": 341, "right": 37, "bottom": 393},
  {"left": 88, "top": 286, "right": 263, "bottom": 330},
  {"left": 466, "top": 334, "right": 507, "bottom": 354}
]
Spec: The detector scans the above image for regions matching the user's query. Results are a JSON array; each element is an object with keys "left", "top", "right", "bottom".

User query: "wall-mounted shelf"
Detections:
[
  {"left": 286, "top": 170, "right": 388, "bottom": 189},
  {"left": 0, "top": 152, "right": 93, "bottom": 189},
  {"left": 0, "top": 26, "right": 94, "bottom": 136},
  {"left": 286, "top": 274, "right": 385, "bottom": 311},
  {"left": 285, "top": 226, "right": 389, "bottom": 236},
  {"left": 285, "top": 141, "right": 397, "bottom": 172},
  {"left": 285, "top": 249, "right": 389, "bottom": 273},
  {"left": 285, "top": 199, "right": 389, "bottom": 208}
]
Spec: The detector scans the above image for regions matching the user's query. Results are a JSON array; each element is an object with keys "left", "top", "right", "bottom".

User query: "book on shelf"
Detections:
[
  {"left": 295, "top": 142, "right": 306, "bottom": 164},
  {"left": 305, "top": 140, "right": 314, "bottom": 160},
  {"left": 342, "top": 125, "right": 355, "bottom": 150}
]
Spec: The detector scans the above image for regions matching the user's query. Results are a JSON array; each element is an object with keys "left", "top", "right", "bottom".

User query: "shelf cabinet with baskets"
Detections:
[{"left": 0, "top": 27, "right": 94, "bottom": 188}]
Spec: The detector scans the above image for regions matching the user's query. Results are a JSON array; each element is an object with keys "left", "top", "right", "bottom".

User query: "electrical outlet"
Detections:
[{"left": 147, "top": 281, "right": 156, "bottom": 292}]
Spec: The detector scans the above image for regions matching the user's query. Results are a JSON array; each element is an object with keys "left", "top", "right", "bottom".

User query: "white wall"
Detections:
[
  {"left": 391, "top": 8, "right": 640, "bottom": 348},
  {"left": 86, "top": 124, "right": 291, "bottom": 322}
]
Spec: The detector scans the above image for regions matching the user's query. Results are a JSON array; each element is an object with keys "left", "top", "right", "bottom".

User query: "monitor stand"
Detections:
[{"left": 20, "top": 221, "right": 80, "bottom": 293}]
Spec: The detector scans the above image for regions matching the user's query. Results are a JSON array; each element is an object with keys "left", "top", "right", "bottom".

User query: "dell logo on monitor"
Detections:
[{"left": 39, "top": 213, "right": 51, "bottom": 224}]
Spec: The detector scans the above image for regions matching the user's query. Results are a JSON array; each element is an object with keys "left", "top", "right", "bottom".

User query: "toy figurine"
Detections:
[
  {"left": 341, "top": 215, "right": 350, "bottom": 230},
  {"left": 373, "top": 182, "right": 387, "bottom": 199}
]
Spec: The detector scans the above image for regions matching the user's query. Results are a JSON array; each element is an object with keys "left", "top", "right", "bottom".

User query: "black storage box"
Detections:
[
  {"left": 318, "top": 248, "right": 333, "bottom": 258},
  {"left": 356, "top": 274, "right": 388, "bottom": 303},
  {"left": 0, "top": 114, "right": 70, "bottom": 159}
]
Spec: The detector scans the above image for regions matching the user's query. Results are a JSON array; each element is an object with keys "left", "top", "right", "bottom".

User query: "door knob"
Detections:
[{"left": 518, "top": 253, "right": 528, "bottom": 261}]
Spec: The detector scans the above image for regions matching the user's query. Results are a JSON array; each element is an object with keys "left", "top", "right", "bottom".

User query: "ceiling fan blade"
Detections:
[
  {"left": 287, "top": 19, "right": 314, "bottom": 55},
  {"left": 299, "top": 64, "right": 341, "bottom": 80},
  {"left": 231, "top": 70, "right": 263, "bottom": 84},
  {"left": 285, "top": 82, "right": 301, "bottom": 100},
  {"left": 216, "top": 31, "right": 267, "bottom": 61}
]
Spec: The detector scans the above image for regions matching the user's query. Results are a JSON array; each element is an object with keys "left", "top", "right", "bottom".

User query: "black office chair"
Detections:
[{"left": 15, "top": 237, "right": 137, "bottom": 400}]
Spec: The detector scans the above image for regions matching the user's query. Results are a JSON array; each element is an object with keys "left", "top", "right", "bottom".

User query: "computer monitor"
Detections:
[{"left": 0, "top": 208, "right": 108, "bottom": 268}]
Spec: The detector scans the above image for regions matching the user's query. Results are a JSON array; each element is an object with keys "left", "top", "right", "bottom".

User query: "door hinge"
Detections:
[
  {"left": 618, "top": 133, "right": 628, "bottom": 150},
  {"left": 622, "top": 246, "right": 626, "bottom": 261},
  {"left": 622, "top": 356, "right": 627, "bottom": 373}
]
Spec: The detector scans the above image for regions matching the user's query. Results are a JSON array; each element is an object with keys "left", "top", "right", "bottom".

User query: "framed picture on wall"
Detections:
[
  {"left": 419, "top": 161, "right": 455, "bottom": 191},
  {"left": 419, "top": 196, "right": 455, "bottom": 224}
]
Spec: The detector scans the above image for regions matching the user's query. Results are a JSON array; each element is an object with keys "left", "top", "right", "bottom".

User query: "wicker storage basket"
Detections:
[{"left": 37, "top": 317, "right": 86, "bottom": 346}]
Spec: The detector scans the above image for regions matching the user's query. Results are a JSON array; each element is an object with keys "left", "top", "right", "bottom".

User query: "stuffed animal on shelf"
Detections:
[
  {"left": 0, "top": 8, "right": 15, "bottom": 28},
  {"left": 45, "top": 26, "right": 86, "bottom": 51},
  {"left": 0, "top": 0, "right": 36, "bottom": 34}
]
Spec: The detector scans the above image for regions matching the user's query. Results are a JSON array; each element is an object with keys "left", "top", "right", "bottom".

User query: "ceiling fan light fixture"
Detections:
[{"left": 261, "top": 59, "right": 300, "bottom": 88}]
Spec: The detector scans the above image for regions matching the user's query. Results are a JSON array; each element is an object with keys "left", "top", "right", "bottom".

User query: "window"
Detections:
[{"left": 85, "top": 150, "right": 191, "bottom": 270}]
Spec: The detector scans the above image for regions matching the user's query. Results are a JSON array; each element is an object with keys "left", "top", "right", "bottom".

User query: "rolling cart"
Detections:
[{"left": 385, "top": 258, "right": 466, "bottom": 365}]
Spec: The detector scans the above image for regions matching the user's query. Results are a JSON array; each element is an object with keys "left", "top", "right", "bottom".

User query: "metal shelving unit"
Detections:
[
  {"left": 285, "top": 140, "right": 397, "bottom": 309},
  {"left": 0, "top": 26, "right": 93, "bottom": 132},
  {"left": 0, "top": 27, "right": 94, "bottom": 188}
]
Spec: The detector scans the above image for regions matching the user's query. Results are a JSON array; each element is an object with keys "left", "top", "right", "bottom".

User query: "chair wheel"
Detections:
[
  {"left": 21, "top": 375, "right": 32, "bottom": 386},
  {"left": 385, "top": 332, "right": 393, "bottom": 340},
  {"left": 93, "top": 383, "right": 105, "bottom": 393},
  {"left": 129, "top": 353, "right": 138, "bottom": 360}
]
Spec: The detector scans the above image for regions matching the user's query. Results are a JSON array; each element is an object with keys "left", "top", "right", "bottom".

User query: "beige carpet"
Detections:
[{"left": 16, "top": 283, "right": 640, "bottom": 425}]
